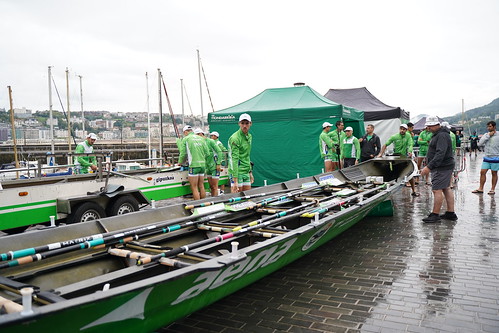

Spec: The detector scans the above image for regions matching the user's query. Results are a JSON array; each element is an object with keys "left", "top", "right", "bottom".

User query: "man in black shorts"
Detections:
[{"left": 420, "top": 116, "right": 457, "bottom": 223}]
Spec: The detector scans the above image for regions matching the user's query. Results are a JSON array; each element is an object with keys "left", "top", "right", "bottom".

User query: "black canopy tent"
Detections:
[
  {"left": 324, "top": 87, "right": 409, "bottom": 145},
  {"left": 324, "top": 87, "right": 409, "bottom": 121}
]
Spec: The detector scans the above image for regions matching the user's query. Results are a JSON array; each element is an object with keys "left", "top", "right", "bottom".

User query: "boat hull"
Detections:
[
  {"left": 0, "top": 157, "right": 415, "bottom": 332},
  {"left": 1, "top": 195, "right": 386, "bottom": 333}
]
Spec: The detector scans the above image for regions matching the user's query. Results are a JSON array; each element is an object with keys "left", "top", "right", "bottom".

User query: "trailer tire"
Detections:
[
  {"left": 107, "top": 195, "right": 139, "bottom": 217},
  {"left": 68, "top": 202, "right": 106, "bottom": 224}
]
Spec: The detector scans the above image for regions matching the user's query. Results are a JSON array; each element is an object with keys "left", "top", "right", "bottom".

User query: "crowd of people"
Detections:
[
  {"left": 176, "top": 113, "right": 253, "bottom": 199},
  {"left": 317, "top": 117, "right": 498, "bottom": 224},
  {"left": 76, "top": 115, "right": 498, "bottom": 224},
  {"left": 173, "top": 112, "right": 498, "bottom": 223}
]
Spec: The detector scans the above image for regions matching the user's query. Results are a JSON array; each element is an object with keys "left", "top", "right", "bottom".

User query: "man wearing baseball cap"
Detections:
[
  {"left": 340, "top": 127, "right": 361, "bottom": 168},
  {"left": 178, "top": 126, "right": 210, "bottom": 200},
  {"left": 74, "top": 133, "right": 98, "bottom": 174},
  {"left": 210, "top": 131, "right": 228, "bottom": 194},
  {"left": 196, "top": 128, "right": 222, "bottom": 197},
  {"left": 420, "top": 116, "right": 456, "bottom": 223},
  {"left": 378, "top": 123, "right": 419, "bottom": 196},
  {"left": 319, "top": 121, "right": 334, "bottom": 172},
  {"left": 228, "top": 113, "right": 253, "bottom": 193}
]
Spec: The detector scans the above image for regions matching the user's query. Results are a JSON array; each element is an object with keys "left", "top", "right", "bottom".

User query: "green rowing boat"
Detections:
[{"left": 0, "top": 157, "right": 415, "bottom": 333}]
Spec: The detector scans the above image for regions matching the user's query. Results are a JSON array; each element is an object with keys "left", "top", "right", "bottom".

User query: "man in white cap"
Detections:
[
  {"left": 176, "top": 125, "right": 193, "bottom": 166},
  {"left": 74, "top": 133, "right": 98, "bottom": 174},
  {"left": 196, "top": 128, "right": 222, "bottom": 197},
  {"left": 378, "top": 124, "right": 419, "bottom": 196},
  {"left": 210, "top": 131, "right": 228, "bottom": 194},
  {"left": 228, "top": 113, "right": 253, "bottom": 193},
  {"left": 340, "top": 127, "right": 360, "bottom": 168},
  {"left": 319, "top": 121, "right": 334, "bottom": 172},
  {"left": 178, "top": 126, "right": 210, "bottom": 200},
  {"left": 420, "top": 116, "right": 456, "bottom": 223}
]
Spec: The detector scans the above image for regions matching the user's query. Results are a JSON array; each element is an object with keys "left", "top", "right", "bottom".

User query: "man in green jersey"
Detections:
[
  {"left": 378, "top": 124, "right": 419, "bottom": 196},
  {"left": 228, "top": 113, "right": 253, "bottom": 193},
  {"left": 196, "top": 128, "right": 222, "bottom": 197},
  {"left": 210, "top": 131, "right": 228, "bottom": 194},
  {"left": 340, "top": 127, "right": 361, "bottom": 168},
  {"left": 74, "top": 133, "right": 98, "bottom": 174},
  {"left": 178, "top": 127, "right": 210, "bottom": 200},
  {"left": 328, "top": 120, "right": 346, "bottom": 170},
  {"left": 442, "top": 122, "right": 457, "bottom": 188},
  {"left": 319, "top": 121, "right": 334, "bottom": 172},
  {"left": 176, "top": 125, "right": 193, "bottom": 165},
  {"left": 417, "top": 126, "right": 433, "bottom": 184},
  {"left": 442, "top": 122, "right": 456, "bottom": 154}
]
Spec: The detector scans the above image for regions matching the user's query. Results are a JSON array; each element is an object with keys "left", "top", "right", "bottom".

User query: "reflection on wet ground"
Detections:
[{"left": 161, "top": 153, "right": 498, "bottom": 333}]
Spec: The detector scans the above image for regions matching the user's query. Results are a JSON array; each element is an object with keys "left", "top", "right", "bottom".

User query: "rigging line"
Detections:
[
  {"left": 160, "top": 74, "right": 181, "bottom": 139},
  {"left": 182, "top": 81, "right": 194, "bottom": 116},
  {"left": 51, "top": 76, "right": 78, "bottom": 147},
  {"left": 199, "top": 57, "right": 215, "bottom": 112}
]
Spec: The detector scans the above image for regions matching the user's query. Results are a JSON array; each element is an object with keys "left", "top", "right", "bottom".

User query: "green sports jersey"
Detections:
[
  {"left": 417, "top": 130, "right": 433, "bottom": 155},
  {"left": 228, "top": 129, "right": 252, "bottom": 177},
  {"left": 328, "top": 130, "right": 346, "bottom": 159},
  {"left": 450, "top": 131, "right": 456, "bottom": 153},
  {"left": 205, "top": 137, "right": 222, "bottom": 170},
  {"left": 385, "top": 132, "right": 413, "bottom": 155},
  {"left": 178, "top": 132, "right": 209, "bottom": 168},
  {"left": 319, "top": 131, "right": 334, "bottom": 158},
  {"left": 74, "top": 140, "right": 96, "bottom": 174},
  {"left": 340, "top": 136, "right": 361, "bottom": 160},
  {"left": 215, "top": 140, "right": 228, "bottom": 165}
]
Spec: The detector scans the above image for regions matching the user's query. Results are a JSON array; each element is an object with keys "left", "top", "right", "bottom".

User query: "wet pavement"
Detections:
[{"left": 159, "top": 153, "right": 499, "bottom": 333}]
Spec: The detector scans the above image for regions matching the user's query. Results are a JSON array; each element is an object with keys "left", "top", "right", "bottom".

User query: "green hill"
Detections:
[{"left": 444, "top": 98, "right": 499, "bottom": 135}]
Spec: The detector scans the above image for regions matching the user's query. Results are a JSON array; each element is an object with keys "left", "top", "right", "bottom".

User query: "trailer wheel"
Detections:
[
  {"left": 68, "top": 202, "right": 106, "bottom": 224},
  {"left": 107, "top": 195, "right": 139, "bottom": 217}
]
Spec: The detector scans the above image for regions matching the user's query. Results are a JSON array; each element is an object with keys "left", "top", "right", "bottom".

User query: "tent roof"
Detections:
[
  {"left": 413, "top": 116, "right": 447, "bottom": 131},
  {"left": 324, "top": 87, "right": 409, "bottom": 121},
  {"left": 211, "top": 86, "right": 363, "bottom": 122}
]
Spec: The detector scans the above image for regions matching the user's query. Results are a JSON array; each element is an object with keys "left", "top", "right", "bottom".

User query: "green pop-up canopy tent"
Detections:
[{"left": 208, "top": 85, "right": 364, "bottom": 186}]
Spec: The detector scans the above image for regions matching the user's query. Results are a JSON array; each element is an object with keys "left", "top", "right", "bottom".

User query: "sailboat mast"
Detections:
[
  {"left": 65, "top": 68, "right": 71, "bottom": 152},
  {"left": 146, "top": 72, "right": 151, "bottom": 166},
  {"left": 158, "top": 68, "right": 164, "bottom": 160},
  {"left": 78, "top": 75, "right": 85, "bottom": 135},
  {"left": 197, "top": 49, "right": 204, "bottom": 128},
  {"left": 7, "top": 86, "right": 19, "bottom": 172},
  {"left": 48, "top": 66, "right": 55, "bottom": 154},
  {"left": 181, "top": 78, "right": 185, "bottom": 126}
]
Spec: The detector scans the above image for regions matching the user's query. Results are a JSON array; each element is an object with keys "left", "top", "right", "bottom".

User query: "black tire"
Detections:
[
  {"left": 67, "top": 202, "right": 106, "bottom": 224},
  {"left": 106, "top": 195, "right": 139, "bottom": 217}
]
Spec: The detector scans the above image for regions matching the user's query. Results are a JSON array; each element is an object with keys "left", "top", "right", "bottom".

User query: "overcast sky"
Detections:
[{"left": 1, "top": 0, "right": 498, "bottom": 120}]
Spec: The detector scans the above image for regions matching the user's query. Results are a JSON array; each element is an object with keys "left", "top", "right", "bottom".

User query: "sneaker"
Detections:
[
  {"left": 422, "top": 213, "right": 441, "bottom": 223},
  {"left": 440, "top": 211, "right": 458, "bottom": 221}
]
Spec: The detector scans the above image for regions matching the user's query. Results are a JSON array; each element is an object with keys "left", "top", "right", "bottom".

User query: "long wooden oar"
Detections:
[
  {"left": 138, "top": 185, "right": 387, "bottom": 265},
  {"left": 183, "top": 186, "right": 313, "bottom": 210},
  {"left": 199, "top": 184, "right": 386, "bottom": 233},
  {"left": 0, "top": 184, "right": 327, "bottom": 267},
  {"left": 137, "top": 198, "right": 326, "bottom": 265}
]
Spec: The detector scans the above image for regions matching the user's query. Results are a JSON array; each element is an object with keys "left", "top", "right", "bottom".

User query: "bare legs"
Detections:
[
  {"left": 477, "top": 169, "right": 497, "bottom": 193},
  {"left": 189, "top": 175, "right": 206, "bottom": 200},
  {"left": 431, "top": 187, "right": 455, "bottom": 214}
]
